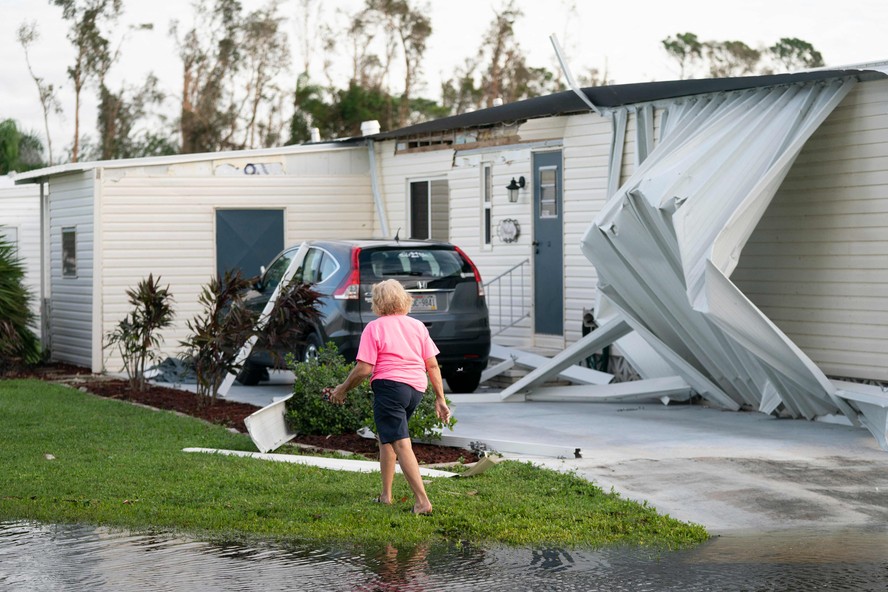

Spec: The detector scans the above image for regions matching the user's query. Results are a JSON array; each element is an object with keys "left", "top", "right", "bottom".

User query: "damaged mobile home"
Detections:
[{"left": 9, "top": 62, "right": 888, "bottom": 448}]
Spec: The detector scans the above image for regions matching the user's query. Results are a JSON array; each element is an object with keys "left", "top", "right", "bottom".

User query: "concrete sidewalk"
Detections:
[{"left": 216, "top": 374, "right": 888, "bottom": 535}]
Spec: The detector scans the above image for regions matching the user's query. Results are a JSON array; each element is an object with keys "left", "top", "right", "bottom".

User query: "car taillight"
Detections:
[
  {"left": 333, "top": 247, "right": 362, "bottom": 300},
  {"left": 454, "top": 245, "right": 485, "bottom": 297}
]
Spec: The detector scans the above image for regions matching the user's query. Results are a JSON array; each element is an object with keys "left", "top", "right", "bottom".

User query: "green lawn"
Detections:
[{"left": 0, "top": 379, "right": 708, "bottom": 548}]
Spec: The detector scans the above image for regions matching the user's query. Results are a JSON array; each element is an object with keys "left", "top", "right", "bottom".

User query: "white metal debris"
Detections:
[
  {"left": 525, "top": 376, "right": 692, "bottom": 404},
  {"left": 182, "top": 447, "right": 457, "bottom": 477},
  {"left": 243, "top": 395, "right": 296, "bottom": 453},
  {"left": 575, "top": 77, "right": 888, "bottom": 450},
  {"left": 498, "top": 318, "right": 627, "bottom": 400},
  {"left": 358, "top": 427, "right": 581, "bottom": 459},
  {"left": 488, "top": 342, "right": 614, "bottom": 390},
  {"left": 218, "top": 242, "right": 308, "bottom": 398}
]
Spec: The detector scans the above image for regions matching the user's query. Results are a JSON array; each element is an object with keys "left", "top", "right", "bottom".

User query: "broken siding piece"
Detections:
[{"left": 183, "top": 448, "right": 457, "bottom": 477}]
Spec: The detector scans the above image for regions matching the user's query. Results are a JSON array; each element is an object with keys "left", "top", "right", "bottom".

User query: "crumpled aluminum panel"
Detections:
[{"left": 581, "top": 78, "right": 885, "bottom": 443}]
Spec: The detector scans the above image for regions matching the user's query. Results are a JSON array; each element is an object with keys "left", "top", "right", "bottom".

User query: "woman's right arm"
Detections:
[
  {"left": 424, "top": 356, "right": 450, "bottom": 423},
  {"left": 330, "top": 361, "right": 373, "bottom": 405}
]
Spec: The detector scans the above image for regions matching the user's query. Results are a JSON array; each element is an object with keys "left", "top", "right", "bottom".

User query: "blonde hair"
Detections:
[{"left": 371, "top": 279, "right": 413, "bottom": 316}]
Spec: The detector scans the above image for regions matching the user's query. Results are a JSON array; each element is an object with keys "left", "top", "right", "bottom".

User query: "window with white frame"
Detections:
[
  {"left": 482, "top": 164, "right": 492, "bottom": 247},
  {"left": 0, "top": 226, "right": 18, "bottom": 251},
  {"left": 409, "top": 179, "right": 449, "bottom": 240}
]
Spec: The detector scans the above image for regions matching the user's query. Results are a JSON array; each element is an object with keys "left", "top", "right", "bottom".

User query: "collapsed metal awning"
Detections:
[{"left": 496, "top": 74, "right": 888, "bottom": 450}]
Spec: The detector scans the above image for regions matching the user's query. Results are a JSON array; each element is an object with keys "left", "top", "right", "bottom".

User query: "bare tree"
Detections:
[
  {"left": 17, "top": 22, "right": 62, "bottom": 165},
  {"left": 663, "top": 32, "right": 824, "bottom": 79},
  {"left": 705, "top": 40, "right": 761, "bottom": 78},
  {"left": 364, "top": 0, "right": 432, "bottom": 126},
  {"left": 172, "top": 0, "right": 293, "bottom": 152},
  {"left": 767, "top": 38, "right": 825, "bottom": 73},
  {"left": 171, "top": 0, "right": 241, "bottom": 153},
  {"left": 240, "top": 1, "right": 290, "bottom": 148},
  {"left": 52, "top": 0, "right": 123, "bottom": 163},
  {"left": 441, "top": 1, "right": 560, "bottom": 114},
  {"left": 295, "top": 0, "right": 323, "bottom": 76},
  {"left": 662, "top": 32, "right": 704, "bottom": 79}
]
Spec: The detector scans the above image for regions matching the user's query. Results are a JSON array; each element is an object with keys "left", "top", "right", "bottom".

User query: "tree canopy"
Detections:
[
  {"left": 662, "top": 32, "right": 826, "bottom": 79},
  {"left": 13, "top": 1, "right": 830, "bottom": 165}
]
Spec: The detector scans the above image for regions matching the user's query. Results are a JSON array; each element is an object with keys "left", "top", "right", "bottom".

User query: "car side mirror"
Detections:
[{"left": 254, "top": 265, "right": 267, "bottom": 290}]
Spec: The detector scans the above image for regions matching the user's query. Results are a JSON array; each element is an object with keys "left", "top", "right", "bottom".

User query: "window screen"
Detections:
[
  {"left": 410, "top": 181, "right": 430, "bottom": 239},
  {"left": 410, "top": 179, "right": 449, "bottom": 240},
  {"left": 62, "top": 227, "right": 76, "bottom": 278},
  {"left": 539, "top": 167, "right": 558, "bottom": 218}
]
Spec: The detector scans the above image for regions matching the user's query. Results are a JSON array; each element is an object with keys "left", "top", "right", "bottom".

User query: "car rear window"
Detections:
[{"left": 359, "top": 248, "right": 468, "bottom": 282}]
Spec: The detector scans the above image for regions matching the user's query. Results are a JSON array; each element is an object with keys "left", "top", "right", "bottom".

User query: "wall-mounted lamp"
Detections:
[{"left": 506, "top": 176, "right": 525, "bottom": 203}]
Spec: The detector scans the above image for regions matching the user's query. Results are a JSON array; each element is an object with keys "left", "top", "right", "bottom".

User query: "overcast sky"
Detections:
[{"left": 2, "top": 0, "right": 886, "bottom": 162}]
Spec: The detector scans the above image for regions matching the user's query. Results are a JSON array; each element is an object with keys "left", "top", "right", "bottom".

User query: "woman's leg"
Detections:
[
  {"left": 378, "top": 441, "right": 396, "bottom": 504},
  {"left": 391, "top": 438, "right": 432, "bottom": 514}
]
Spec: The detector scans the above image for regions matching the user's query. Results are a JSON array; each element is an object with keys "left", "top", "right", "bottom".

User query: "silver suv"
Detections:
[{"left": 240, "top": 239, "right": 491, "bottom": 393}]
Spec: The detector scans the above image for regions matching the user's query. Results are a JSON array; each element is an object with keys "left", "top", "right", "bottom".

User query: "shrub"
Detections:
[
  {"left": 180, "top": 271, "right": 322, "bottom": 405},
  {"left": 285, "top": 343, "right": 456, "bottom": 440},
  {"left": 104, "top": 274, "right": 175, "bottom": 391},
  {"left": 179, "top": 270, "right": 256, "bottom": 404},
  {"left": 0, "top": 234, "right": 40, "bottom": 372},
  {"left": 254, "top": 277, "right": 322, "bottom": 365}
]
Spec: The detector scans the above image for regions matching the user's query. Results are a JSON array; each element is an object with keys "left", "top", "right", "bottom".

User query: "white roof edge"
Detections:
[
  {"left": 11, "top": 140, "right": 362, "bottom": 183},
  {"left": 811, "top": 59, "right": 888, "bottom": 76}
]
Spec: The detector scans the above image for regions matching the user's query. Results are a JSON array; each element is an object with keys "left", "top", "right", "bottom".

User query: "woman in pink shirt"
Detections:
[{"left": 329, "top": 280, "right": 450, "bottom": 515}]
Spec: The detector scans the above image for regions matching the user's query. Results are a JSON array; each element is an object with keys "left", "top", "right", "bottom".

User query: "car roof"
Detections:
[{"left": 306, "top": 238, "right": 456, "bottom": 249}]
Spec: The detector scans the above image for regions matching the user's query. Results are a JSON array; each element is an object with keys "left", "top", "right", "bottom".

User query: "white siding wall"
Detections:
[
  {"left": 0, "top": 184, "right": 42, "bottom": 332},
  {"left": 562, "top": 113, "right": 613, "bottom": 344},
  {"left": 49, "top": 172, "right": 95, "bottom": 368},
  {"left": 98, "top": 150, "right": 373, "bottom": 372},
  {"left": 377, "top": 110, "right": 616, "bottom": 349},
  {"left": 733, "top": 79, "right": 888, "bottom": 382},
  {"left": 450, "top": 147, "right": 535, "bottom": 346},
  {"left": 375, "top": 147, "right": 452, "bottom": 238}
]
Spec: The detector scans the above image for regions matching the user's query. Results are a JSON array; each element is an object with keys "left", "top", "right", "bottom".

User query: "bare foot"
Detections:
[{"left": 412, "top": 503, "right": 433, "bottom": 515}]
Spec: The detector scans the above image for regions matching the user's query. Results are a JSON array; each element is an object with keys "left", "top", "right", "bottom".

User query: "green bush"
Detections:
[
  {"left": 180, "top": 271, "right": 322, "bottom": 404},
  {"left": 179, "top": 270, "right": 256, "bottom": 403},
  {"left": 0, "top": 234, "right": 40, "bottom": 372},
  {"left": 285, "top": 343, "right": 456, "bottom": 440},
  {"left": 104, "top": 274, "right": 175, "bottom": 392}
]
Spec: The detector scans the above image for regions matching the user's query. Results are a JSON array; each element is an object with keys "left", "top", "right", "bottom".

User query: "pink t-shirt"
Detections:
[{"left": 356, "top": 314, "right": 440, "bottom": 392}]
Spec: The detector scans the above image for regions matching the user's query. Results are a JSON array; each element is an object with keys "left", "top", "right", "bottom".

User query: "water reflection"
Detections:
[{"left": 2, "top": 521, "right": 888, "bottom": 591}]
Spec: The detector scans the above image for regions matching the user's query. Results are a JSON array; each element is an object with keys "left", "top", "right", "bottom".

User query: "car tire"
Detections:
[
  {"left": 445, "top": 369, "right": 482, "bottom": 394},
  {"left": 301, "top": 332, "right": 323, "bottom": 363},
  {"left": 236, "top": 361, "right": 265, "bottom": 386}
]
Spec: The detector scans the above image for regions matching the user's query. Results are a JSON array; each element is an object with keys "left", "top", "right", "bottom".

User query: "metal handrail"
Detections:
[{"left": 484, "top": 259, "right": 530, "bottom": 336}]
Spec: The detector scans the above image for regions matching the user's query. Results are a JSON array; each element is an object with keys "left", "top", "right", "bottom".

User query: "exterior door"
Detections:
[{"left": 532, "top": 151, "right": 563, "bottom": 336}]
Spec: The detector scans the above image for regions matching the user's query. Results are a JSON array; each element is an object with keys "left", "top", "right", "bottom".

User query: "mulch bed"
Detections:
[{"left": 6, "top": 363, "right": 477, "bottom": 465}]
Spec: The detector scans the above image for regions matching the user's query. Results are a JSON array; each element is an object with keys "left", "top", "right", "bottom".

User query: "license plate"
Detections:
[{"left": 412, "top": 294, "right": 437, "bottom": 311}]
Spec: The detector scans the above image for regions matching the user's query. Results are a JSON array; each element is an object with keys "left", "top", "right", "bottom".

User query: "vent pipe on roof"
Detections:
[
  {"left": 367, "top": 139, "right": 390, "bottom": 237},
  {"left": 361, "top": 120, "right": 381, "bottom": 136},
  {"left": 493, "top": 97, "right": 503, "bottom": 107},
  {"left": 550, "top": 34, "right": 601, "bottom": 115},
  {"left": 310, "top": 127, "right": 320, "bottom": 143}
]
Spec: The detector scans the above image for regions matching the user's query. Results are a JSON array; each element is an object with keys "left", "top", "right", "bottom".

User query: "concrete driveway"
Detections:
[{"left": 220, "top": 374, "right": 888, "bottom": 535}]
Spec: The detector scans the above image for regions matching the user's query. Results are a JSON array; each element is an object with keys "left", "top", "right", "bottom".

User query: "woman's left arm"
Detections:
[
  {"left": 424, "top": 356, "right": 451, "bottom": 423},
  {"left": 330, "top": 361, "right": 374, "bottom": 405}
]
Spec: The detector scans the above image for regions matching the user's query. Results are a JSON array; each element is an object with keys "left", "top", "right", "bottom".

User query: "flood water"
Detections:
[{"left": 2, "top": 521, "right": 888, "bottom": 591}]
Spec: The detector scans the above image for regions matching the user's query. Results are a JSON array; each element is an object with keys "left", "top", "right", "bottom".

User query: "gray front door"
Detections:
[
  {"left": 216, "top": 209, "right": 284, "bottom": 279},
  {"left": 532, "top": 151, "right": 563, "bottom": 336}
]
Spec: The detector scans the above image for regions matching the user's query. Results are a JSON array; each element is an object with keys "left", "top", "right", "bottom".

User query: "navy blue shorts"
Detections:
[{"left": 372, "top": 379, "right": 424, "bottom": 444}]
